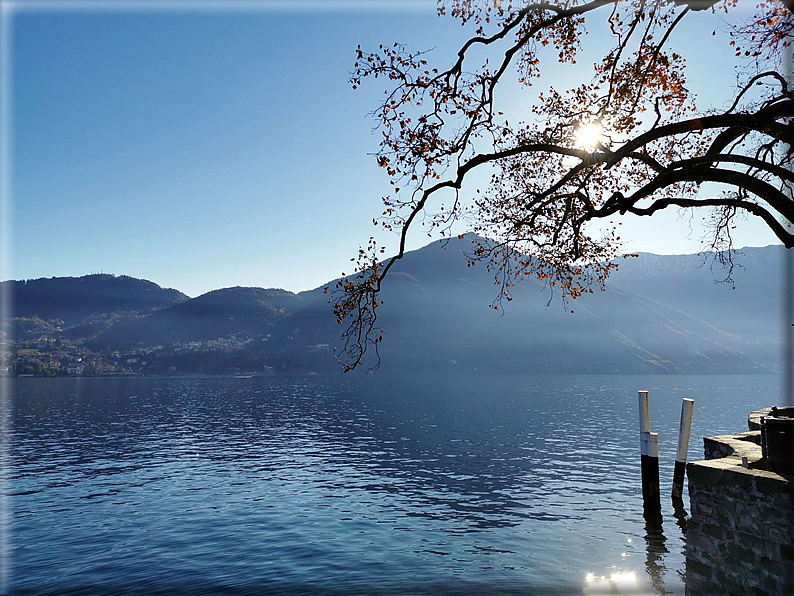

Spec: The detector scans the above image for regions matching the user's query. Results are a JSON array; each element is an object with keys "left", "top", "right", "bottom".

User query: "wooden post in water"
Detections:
[
  {"left": 672, "top": 398, "right": 694, "bottom": 500},
  {"left": 644, "top": 432, "right": 661, "bottom": 521},
  {"left": 639, "top": 391, "right": 661, "bottom": 521}
]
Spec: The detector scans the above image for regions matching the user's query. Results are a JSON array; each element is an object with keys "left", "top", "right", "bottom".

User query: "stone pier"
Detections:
[{"left": 685, "top": 407, "right": 794, "bottom": 595}]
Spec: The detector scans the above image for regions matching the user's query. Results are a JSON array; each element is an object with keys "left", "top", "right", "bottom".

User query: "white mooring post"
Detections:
[
  {"left": 638, "top": 391, "right": 661, "bottom": 521},
  {"left": 672, "top": 398, "right": 694, "bottom": 500},
  {"left": 639, "top": 390, "right": 650, "bottom": 436}
]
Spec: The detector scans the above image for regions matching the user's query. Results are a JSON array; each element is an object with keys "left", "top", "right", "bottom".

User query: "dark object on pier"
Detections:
[{"left": 760, "top": 415, "right": 794, "bottom": 475}]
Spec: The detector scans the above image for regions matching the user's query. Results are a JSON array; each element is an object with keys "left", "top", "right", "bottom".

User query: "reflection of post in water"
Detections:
[
  {"left": 644, "top": 516, "right": 669, "bottom": 595},
  {"left": 670, "top": 498, "right": 689, "bottom": 587},
  {"left": 671, "top": 497, "right": 688, "bottom": 535}
]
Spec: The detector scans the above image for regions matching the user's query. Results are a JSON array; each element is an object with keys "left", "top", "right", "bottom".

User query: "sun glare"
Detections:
[
  {"left": 575, "top": 123, "right": 603, "bottom": 151},
  {"left": 584, "top": 570, "right": 646, "bottom": 595}
]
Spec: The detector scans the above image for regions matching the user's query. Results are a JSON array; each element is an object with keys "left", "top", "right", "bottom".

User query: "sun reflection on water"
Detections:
[{"left": 583, "top": 570, "right": 653, "bottom": 595}]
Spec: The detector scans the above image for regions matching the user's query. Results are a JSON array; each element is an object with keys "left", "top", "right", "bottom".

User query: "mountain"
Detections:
[
  {"left": 88, "top": 287, "right": 305, "bottom": 350},
  {"left": 606, "top": 246, "right": 786, "bottom": 366},
  {"left": 3, "top": 274, "right": 188, "bottom": 324},
  {"left": 284, "top": 236, "right": 783, "bottom": 374},
  {"left": 4, "top": 239, "right": 787, "bottom": 375}
]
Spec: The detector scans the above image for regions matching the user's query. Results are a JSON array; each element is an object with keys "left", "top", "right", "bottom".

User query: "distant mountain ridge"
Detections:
[
  {"left": 89, "top": 287, "right": 305, "bottom": 350},
  {"left": 606, "top": 245, "right": 786, "bottom": 364},
  {"left": 298, "top": 237, "right": 785, "bottom": 374},
  {"left": 3, "top": 239, "right": 788, "bottom": 375},
  {"left": 2, "top": 274, "right": 188, "bottom": 323}
]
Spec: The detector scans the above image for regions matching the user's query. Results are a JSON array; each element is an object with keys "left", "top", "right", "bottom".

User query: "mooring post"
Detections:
[
  {"left": 672, "top": 398, "right": 694, "bottom": 500},
  {"left": 644, "top": 432, "right": 661, "bottom": 521},
  {"left": 639, "top": 390, "right": 650, "bottom": 434},
  {"left": 639, "top": 391, "right": 661, "bottom": 521}
]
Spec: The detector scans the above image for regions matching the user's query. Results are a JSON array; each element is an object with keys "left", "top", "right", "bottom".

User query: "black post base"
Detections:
[{"left": 671, "top": 459, "right": 686, "bottom": 499}]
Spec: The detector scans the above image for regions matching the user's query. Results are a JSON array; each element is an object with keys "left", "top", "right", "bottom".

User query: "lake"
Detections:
[{"left": 4, "top": 374, "right": 782, "bottom": 595}]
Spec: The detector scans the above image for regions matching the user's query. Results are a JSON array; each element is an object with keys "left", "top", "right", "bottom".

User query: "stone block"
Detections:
[
  {"left": 687, "top": 526, "right": 721, "bottom": 554},
  {"left": 685, "top": 557, "right": 713, "bottom": 581}
]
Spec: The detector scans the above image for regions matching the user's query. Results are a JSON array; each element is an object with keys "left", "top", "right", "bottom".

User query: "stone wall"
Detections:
[{"left": 685, "top": 410, "right": 794, "bottom": 595}]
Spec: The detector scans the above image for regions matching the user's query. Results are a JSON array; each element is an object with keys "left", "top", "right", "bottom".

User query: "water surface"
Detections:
[{"left": 6, "top": 374, "right": 781, "bottom": 595}]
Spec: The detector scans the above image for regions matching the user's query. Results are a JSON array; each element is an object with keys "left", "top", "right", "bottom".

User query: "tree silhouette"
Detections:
[{"left": 331, "top": 0, "right": 793, "bottom": 371}]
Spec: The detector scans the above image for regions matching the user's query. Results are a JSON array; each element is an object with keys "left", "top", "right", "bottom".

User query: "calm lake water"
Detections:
[{"left": 4, "top": 374, "right": 782, "bottom": 595}]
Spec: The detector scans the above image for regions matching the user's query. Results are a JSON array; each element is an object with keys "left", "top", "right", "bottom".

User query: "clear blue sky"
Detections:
[{"left": 4, "top": 0, "right": 780, "bottom": 297}]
